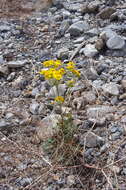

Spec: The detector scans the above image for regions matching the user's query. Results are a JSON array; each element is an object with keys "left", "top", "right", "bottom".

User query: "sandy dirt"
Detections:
[{"left": 0, "top": 0, "right": 52, "bottom": 18}]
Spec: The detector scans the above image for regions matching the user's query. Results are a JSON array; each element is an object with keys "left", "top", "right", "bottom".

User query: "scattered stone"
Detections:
[
  {"left": 7, "top": 60, "right": 28, "bottom": 68},
  {"left": 0, "top": 119, "right": 10, "bottom": 131},
  {"left": 106, "top": 35, "right": 125, "bottom": 50},
  {"left": 16, "top": 177, "right": 32, "bottom": 187},
  {"left": 87, "top": 105, "right": 115, "bottom": 119},
  {"left": 0, "top": 65, "right": 9, "bottom": 76},
  {"left": 67, "top": 175, "right": 75, "bottom": 186},
  {"left": 29, "top": 102, "right": 39, "bottom": 115},
  {"left": 97, "top": 7, "right": 116, "bottom": 19},
  {"left": 121, "top": 80, "right": 126, "bottom": 89},
  {"left": 0, "top": 25, "right": 11, "bottom": 32},
  {"left": 81, "top": 91, "right": 96, "bottom": 104},
  {"left": 102, "top": 82, "right": 119, "bottom": 96},
  {"left": 81, "top": 1, "right": 99, "bottom": 14},
  {"left": 57, "top": 47, "right": 69, "bottom": 60},
  {"left": 83, "top": 44, "right": 98, "bottom": 57},
  {"left": 80, "top": 132, "right": 104, "bottom": 148},
  {"left": 34, "top": 114, "right": 61, "bottom": 143},
  {"left": 68, "top": 21, "right": 89, "bottom": 36},
  {"left": 47, "top": 84, "right": 66, "bottom": 98}
]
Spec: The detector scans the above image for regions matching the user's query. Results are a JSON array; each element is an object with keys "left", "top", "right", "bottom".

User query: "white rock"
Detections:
[
  {"left": 106, "top": 35, "right": 125, "bottom": 50},
  {"left": 102, "top": 82, "right": 119, "bottom": 96},
  {"left": 47, "top": 84, "right": 66, "bottom": 98},
  {"left": 7, "top": 60, "right": 28, "bottom": 68},
  {"left": 83, "top": 44, "right": 98, "bottom": 57}
]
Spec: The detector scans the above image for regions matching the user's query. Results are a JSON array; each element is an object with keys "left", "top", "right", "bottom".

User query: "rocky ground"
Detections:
[{"left": 0, "top": 0, "right": 126, "bottom": 189}]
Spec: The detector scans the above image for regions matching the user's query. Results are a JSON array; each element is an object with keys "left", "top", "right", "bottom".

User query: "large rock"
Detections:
[
  {"left": 47, "top": 84, "right": 66, "bottom": 98},
  {"left": 34, "top": 114, "right": 61, "bottom": 143},
  {"left": 68, "top": 21, "right": 89, "bottom": 36},
  {"left": 83, "top": 44, "right": 98, "bottom": 57},
  {"left": 80, "top": 132, "right": 104, "bottom": 148},
  {"left": 87, "top": 105, "right": 115, "bottom": 119},
  {"left": 97, "top": 7, "right": 116, "bottom": 19},
  {"left": 7, "top": 60, "right": 28, "bottom": 68},
  {"left": 102, "top": 82, "right": 119, "bottom": 95},
  {"left": 106, "top": 35, "right": 125, "bottom": 50}
]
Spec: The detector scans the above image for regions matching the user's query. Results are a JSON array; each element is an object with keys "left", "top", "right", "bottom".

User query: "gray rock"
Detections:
[
  {"left": 100, "top": 29, "right": 117, "bottom": 41},
  {"left": 122, "top": 168, "right": 126, "bottom": 175},
  {"left": 62, "top": 10, "right": 71, "bottom": 19},
  {"left": 68, "top": 21, "right": 89, "bottom": 36},
  {"left": 35, "top": 114, "right": 61, "bottom": 142},
  {"left": 81, "top": 1, "right": 99, "bottom": 14},
  {"left": 47, "top": 84, "right": 66, "bottom": 98},
  {"left": 121, "top": 115, "right": 126, "bottom": 123},
  {"left": 86, "top": 28, "right": 99, "bottom": 37},
  {"left": 109, "top": 131, "right": 122, "bottom": 141},
  {"left": 0, "top": 55, "right": 4, "bottom": 64},
  {"left": 32, "top": 87, "right": 40, "bottom": 97},
  {"left": 7, "top": 72, "right": 16, "bottom": 81},
  {"left": 97, "top": 7, "right": 116, "bottom": 19},
  {"left": 0, "top": 120, "right": 10, "bottom": 131},
  {"left": 92, "top": 80, "right": 104, "bottom": 90},
  {"left": 58, "top": 20, "right": 70, "bottom": 36},
  {"left": 5, "top": 113, "right": 14, "bottom": 120},
  {"left": 82, "top": 67, "right": 98, "bottom": 80},
  {"left": 0, "top": 25, "right": 11, "bottom": 32},
  {"left": 29, "top": 102, "right": 39, "bottom": 115},
  {"left": 57, "top": 48, "right": 69, "bottom": 60},
  {"left": 83, "top": 44, "right": 98, "bottom": 57},
  {"left": 87, "top": 105, "right": 115, "bottom": 119},
  {"left": 7, "top": 60, "right": 28, "bottom": 68},
  {"left": 17, "top": 163, "right": 27, "bottom": 171},
  {"left": 67, "top": 175, "right": 75, "bottom": 187},
  {"left": 0, "top": 65, "right": 9, "bottom": 76},
  {"left": 16, "top": 177, "right": 32, "bottom": 187},
  {"left": 102, "top": 82, "right": 119, "bottom": 96},
  {"left": 81, "top": 91, "right": 96, "bottom": 104},
  {"left": 81, "top": 132, "right": 104, "bottom": 148},
  {"left": 121, "top": 80, "right": 126, "bottom": 89},
  {"left": 106, "top": 35, "right": 125, "bottom": 50}
]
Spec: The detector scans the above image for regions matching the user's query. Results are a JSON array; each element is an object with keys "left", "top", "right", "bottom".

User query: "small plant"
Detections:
[{"left": 39, "top": 60, "right": 80, "bottom": 164}]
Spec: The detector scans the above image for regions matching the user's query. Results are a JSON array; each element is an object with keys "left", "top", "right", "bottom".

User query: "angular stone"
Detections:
[
  {"left": 29, "top": 102, "right": 39, "bottom": 115},
  {"left": 35, "top": 114, "right": 61, "bottom": 142},
  {"left": 97, "top": 7, "right": 116, "bottom": 19},
  {"left": 81, "top": 132, "right": 104, "bottom": 148},
  {"left": 106, "top": 35, "right": 125, "bottom": 50},
  {"left": 121, "top": 80, "right": 126, "bottom": 89},
  {"left": 57, "top": 48, "right": 69, "bottom": 60},
  {"left": 68, "top": 21, "right": 89, "bottom": 36},
  {"left": 83, "top": 44, "right": 98, "bottom": 57},
  {"left": 87, "top": 105, "right": 115, "bottom": 119},
  {"left": 7, "top": 60, "right": 28, "bottom": 68},
  {"left": 47, "top": 84, "right": 66, "bottom": 98},
  {"left": 102, "top": 82, "right": 119, "bottom": 95}
]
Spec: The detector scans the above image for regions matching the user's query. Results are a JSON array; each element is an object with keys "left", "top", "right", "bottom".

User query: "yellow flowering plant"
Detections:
[{"left": 39, "top": 59, "right": 81, "bottom": 163}]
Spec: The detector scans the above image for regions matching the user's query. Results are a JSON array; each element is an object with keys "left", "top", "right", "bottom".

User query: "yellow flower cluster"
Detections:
[
  {"left": 55, "top": 96, "right": 64, "bottom": 103},
  {"left": 43, "top": 60, "right": 62, "bottom": 68},
  {"left": 39, "top": 68, "right": 65, "bottom": 80},
  {"left": 39, "top": 60, "right": 80, "bottom": 81},
  {"left": 66, "top": 62, "right": 80, "bottom": 77}
]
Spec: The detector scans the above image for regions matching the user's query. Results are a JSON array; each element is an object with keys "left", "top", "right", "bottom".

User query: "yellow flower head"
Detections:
[
  {"left": 55, "top": 96, "right": 64, "bottom": 103},
  {"left": 42, "top": 60, "right": 55, "bottom": 67},
  {"left": 53, "top": 70, "right": 62, "bottom": 80},
  {"left": 71, "top": 69, "right": 80, "bottom": 77},
  {"left": 66, "top": 61, "right": 75, "bottom": 70},
  {"left": 54, "top": 60, "right": 62, "bottom": 68}
]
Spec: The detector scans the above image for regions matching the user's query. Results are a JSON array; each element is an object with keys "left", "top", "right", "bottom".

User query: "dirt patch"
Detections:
[{"left": 0, "top": 0, "right": 52, "bottom": 19}]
